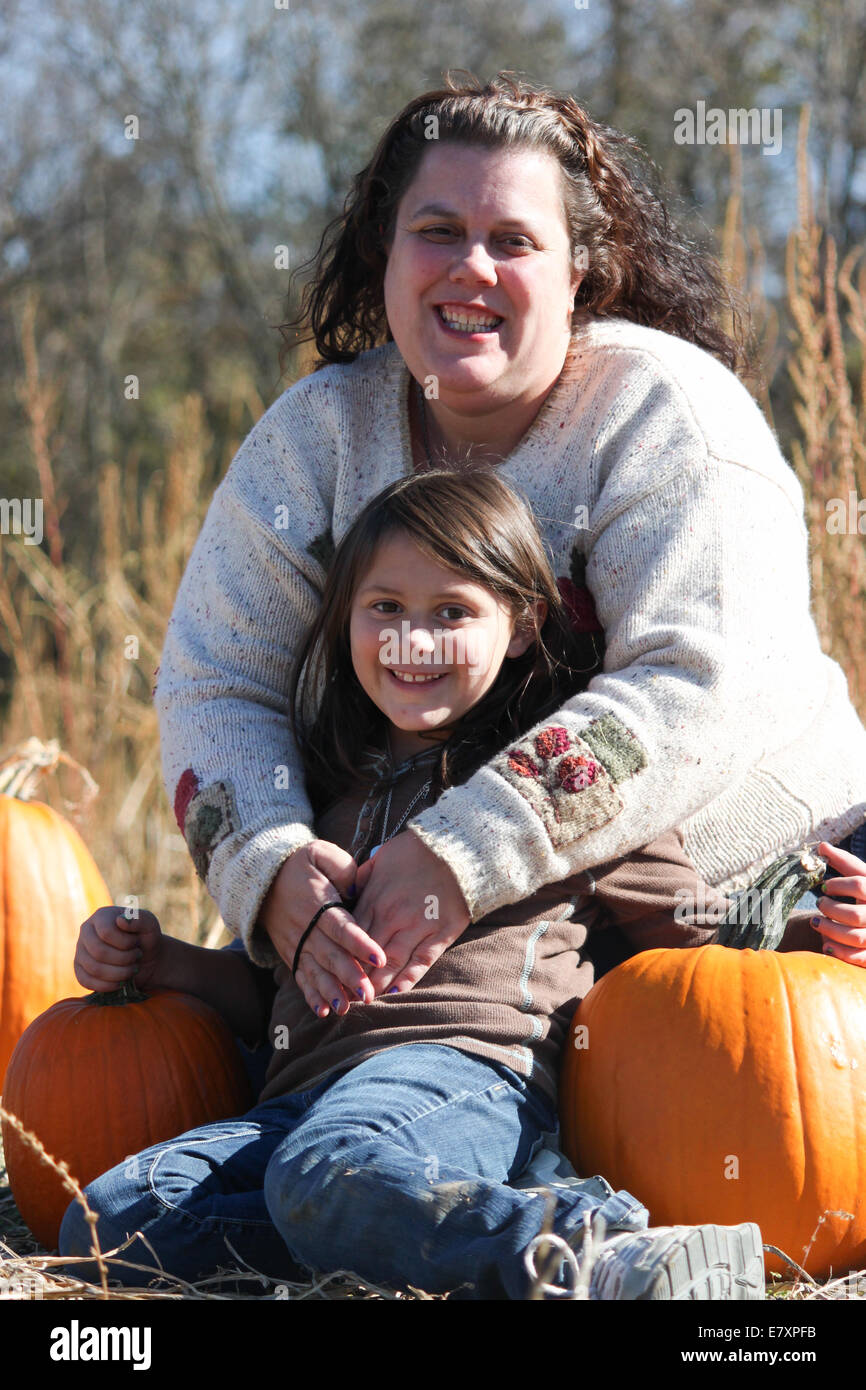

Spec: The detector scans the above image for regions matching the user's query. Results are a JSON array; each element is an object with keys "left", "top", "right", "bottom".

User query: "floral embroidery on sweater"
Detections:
[
  {"left": 174, "top": 769, "right": 240, "bottom": 883},
  {"left": 494, "top": 713, "right": 648, "bottom": 850}
]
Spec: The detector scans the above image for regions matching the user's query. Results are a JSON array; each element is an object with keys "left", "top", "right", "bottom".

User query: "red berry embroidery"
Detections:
[
  {"left": 508, "top": 750, "right": 540, "bottom": 779},
  {"left": 174, "top": 767, "right": 200, "bottom": 833},
  {"left": 534, "top": 727, "right": 570, "bottom": 761},
  {"left": 558, "top": 754, "right": 598, "bottom": 792}
]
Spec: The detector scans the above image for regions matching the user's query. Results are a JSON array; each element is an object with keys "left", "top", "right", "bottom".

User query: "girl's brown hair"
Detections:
[
  {"left": 279, "top": 69, "right": 753, "bottom": 377},
  {"left": 290, "top": 468, "right": 599, "bottom": 814}
]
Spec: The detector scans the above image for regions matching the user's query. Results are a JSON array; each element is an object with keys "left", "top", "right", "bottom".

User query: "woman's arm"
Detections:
[
  {"left": 154, "top": 370, "right": 340, "bottom": 968},
  {"left": 405, "top": 384, "right": 812, "bottom": 922},
  {"left": 353, "top": 366, "right": 831, "bottom": 990}
]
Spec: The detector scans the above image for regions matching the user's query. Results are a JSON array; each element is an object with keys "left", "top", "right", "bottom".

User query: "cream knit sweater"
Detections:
[{"left": 154, "top": 314, "right": 866, "bottom": 968}]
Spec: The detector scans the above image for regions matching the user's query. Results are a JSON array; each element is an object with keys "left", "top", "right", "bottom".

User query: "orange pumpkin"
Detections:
[
  {"left": 1, "top": 982, "right": 255, "bottom": 1250},
  {"left": 0, "top": 739, "right": 111, "bottom": 1086},
  {"left": 560, "top": 943, "right": 866, "bottom": 1281}
]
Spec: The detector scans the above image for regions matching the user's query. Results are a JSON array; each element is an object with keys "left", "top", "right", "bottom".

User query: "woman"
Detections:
[{"left": 156, "top": 71, "right": 866, "bottom": 1018}]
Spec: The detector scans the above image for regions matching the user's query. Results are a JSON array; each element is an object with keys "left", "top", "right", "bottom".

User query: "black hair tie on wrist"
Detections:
[{"left": 291, "top": 900, "right": 345, "bottom": 977}]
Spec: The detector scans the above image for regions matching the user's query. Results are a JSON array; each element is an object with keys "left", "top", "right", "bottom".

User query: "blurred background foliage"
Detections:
[{"left": 1, "top": 0, "right": 865, "bottom": 939}]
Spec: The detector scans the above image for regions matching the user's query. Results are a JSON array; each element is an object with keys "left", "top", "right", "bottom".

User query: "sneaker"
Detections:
[
  {"left": 524, "top": 1221, "right": 765, "bottom": 1300},
  {"left": 584, "top": 1222, "right": 765, "bottom": 1300}
]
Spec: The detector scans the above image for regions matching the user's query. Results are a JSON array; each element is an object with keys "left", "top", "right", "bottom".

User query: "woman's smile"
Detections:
[
  {"left": 383, "top": 142, "right": 582, "bottom": 460},
  {"left": 434, "top": 303, "right": 505, "bottom": 338}
]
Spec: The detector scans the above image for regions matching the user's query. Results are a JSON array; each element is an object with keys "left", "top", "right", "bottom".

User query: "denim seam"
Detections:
[{"left": 147, "top": 1127, "right": 287, "bottom": 1227}]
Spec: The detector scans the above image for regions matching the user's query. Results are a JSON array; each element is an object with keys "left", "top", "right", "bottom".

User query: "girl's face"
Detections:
[
  {"left": 349, "top": 531, "right": 543, "bottom": 761},
  {"left": 383, "top": 142, "right": 581, "bottom": 410}
]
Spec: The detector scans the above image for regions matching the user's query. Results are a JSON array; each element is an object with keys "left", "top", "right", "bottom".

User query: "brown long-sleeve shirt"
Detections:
[{"left": 256, "top": 745, "right": 820, "bottom": 1107}]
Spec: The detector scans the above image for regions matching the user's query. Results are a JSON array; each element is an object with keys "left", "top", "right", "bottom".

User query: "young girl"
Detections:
[{"left": 61, "top": 470, "right": 866, "bottom": 1301}]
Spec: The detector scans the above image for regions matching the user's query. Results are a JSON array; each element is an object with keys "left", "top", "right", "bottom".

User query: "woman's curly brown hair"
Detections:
[{"left": 278, "top": 69, "right": 755, "bottom": 377}]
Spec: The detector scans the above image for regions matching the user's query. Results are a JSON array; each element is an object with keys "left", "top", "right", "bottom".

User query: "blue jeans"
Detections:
[{"left": 57, "top": 1043, "right": 647, "bottom": 1300}]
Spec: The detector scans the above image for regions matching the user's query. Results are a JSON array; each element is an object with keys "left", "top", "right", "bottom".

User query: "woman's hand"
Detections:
[
  {"left": 351, "top": 831, "right": 472, "bottom": 994},
  {"left": 257, "top": 840, "right": 388, "bottom": 1018},
  {"left": 74, "top": 906, "right": 167, "bottom": 993},
  {"left": 811, "top": 840, "right": 866, "bottom": 967}
]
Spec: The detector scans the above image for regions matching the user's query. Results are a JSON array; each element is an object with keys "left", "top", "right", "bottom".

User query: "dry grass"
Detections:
[
  {"left": 1, "top": 109, "right": 866, "bottom": 1302},
  {"left": 784, "top": 108, "right": 866, "bottom": 705},
  {"left": 720, "top": 108, "right": 866, "bottom": 717},
  {"left": 0, "top": 297, "right": 272, "bottom": 949}
]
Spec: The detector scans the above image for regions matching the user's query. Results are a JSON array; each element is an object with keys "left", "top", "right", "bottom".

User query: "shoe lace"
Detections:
[
  {"left": 523, "top": 1233, "right": 580, "bottom": 1300},
  {"left": 523, "top": 1212, "right": 610, "bottom": 1301}
]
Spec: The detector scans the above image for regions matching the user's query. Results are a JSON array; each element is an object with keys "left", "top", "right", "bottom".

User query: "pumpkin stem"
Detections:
[
  {"left": 716, "top": 848, "right": 828, "bottom": 951},
  {"left": 88, "top": 980, "right": 148, "bottom": 1007},
  {"left": 0, "top": 736, "right": 99, "bottom": 810}
]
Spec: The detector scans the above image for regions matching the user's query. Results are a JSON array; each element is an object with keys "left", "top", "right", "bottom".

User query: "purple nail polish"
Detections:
[
  {"left": 388, "top": 985, "right": 399, "bottom": 993},
  {"left": 369, "top": 954, "right": 379, "bottom": 964},
  {"left": 332, "top": 998, "right": 340, "bottom": 1009},
  {"left": 811, "top": 915, "right": 821, "bottom": 927},
  {"left": 356, "top": 988, "right": 365, "bottom": 999}
]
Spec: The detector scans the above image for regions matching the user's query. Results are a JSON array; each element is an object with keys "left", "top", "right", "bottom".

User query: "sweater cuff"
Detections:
[{"left": 210, "top": 822, "right": 317, "bottom": 968}]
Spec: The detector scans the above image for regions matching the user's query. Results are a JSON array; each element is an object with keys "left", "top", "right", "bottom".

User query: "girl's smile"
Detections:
[
  {"left": 349, "top": 531, "right": 541, "bottom": 762},
  {"left": 388, "top": 669, "right": 447, "bottom": 683}
]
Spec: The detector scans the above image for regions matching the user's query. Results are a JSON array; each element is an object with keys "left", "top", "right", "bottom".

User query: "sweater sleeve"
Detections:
[
  {"left": 407, "top": 374, "right": 813, "bottom": 922},
  {"left": 154, "top": 381, "right": 340, "bottom": 967}
]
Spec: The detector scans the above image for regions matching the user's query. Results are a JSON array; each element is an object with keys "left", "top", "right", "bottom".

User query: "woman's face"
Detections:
[
  {"left": 383, "top": 142, "right": 581, "bottom": 409},
  {"left": 349, "top": 531, "right": 540, "bottom": 760}
]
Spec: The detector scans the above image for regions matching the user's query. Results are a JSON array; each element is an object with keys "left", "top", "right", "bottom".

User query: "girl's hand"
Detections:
[
  {"left": 811, "top": 840, "right": 866, "bottom": 967},
  {"left": 352, "top": 831, "right": 472, "bottom": 994},
  {"left": 74, "top": 906, "right": 166, "bottom": 993},
  {"left": 257, "top": 840, "right": 388, "bottom": 1018}
]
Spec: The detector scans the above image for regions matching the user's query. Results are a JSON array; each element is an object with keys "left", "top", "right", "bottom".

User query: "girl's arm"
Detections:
[
  {"left": 404, "top": 374, "right": 815, "bottom": 927},
  {"left": 588, "top": 826, "right": 823, "bottom": 955},
  {"left": 156, "top": 937, "right": 274, "bottom": 1049},
  {"left": 585, "top": 826, "right": 728, "bottom": 952},
  {"left": 75, "top": 907, "right": 273, "bottom": 1047}
]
